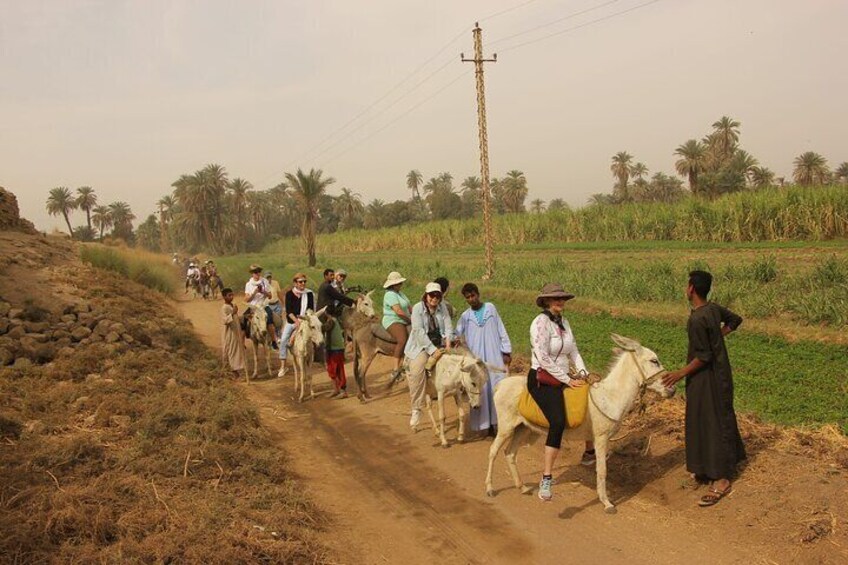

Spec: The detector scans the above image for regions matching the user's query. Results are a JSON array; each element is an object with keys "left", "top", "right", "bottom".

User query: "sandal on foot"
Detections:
[{"left": 699, "top": 485, "right": 732, "bottom": 507}]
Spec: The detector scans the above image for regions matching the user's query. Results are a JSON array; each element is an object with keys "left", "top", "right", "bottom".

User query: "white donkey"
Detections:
[
  {"left": 421, "top": 353, "right": 491, "bottom": 448},
  {"left": 485, "top": 334, "right": 673, "bottom": 514},
  {"left": 246, "top": 299, "right": 275, "bottom": 383},
  {"left": 288, "top": 307, "right": 327, "bottom": 402}
]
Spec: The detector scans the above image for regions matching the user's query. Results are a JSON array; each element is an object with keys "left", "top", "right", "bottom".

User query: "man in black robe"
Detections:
[{"left": 663, "top": 270, "right": 746, "bottom": 507}]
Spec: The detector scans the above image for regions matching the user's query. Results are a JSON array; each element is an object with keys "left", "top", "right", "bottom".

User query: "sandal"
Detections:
[{"left": 698, "top": 485, "right": 732, "bottom": 507}]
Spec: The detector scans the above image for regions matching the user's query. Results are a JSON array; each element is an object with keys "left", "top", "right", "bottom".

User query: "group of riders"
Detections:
[{"left": 179, "top": 255, "right": 224, "bottom": 300}]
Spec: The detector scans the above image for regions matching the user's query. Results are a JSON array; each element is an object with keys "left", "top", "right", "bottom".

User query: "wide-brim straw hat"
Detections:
[
  {"left": 292, "top": 272, "right": 308, "bottom": 282},
  {"left": 336, "top": 268, "right": 348, "bottom": 276},
  {"left": 424, "top": 282, "right": 442, "bottom": 295},
  {"left": 383, "top": 271, "right": 407, "bottom": 289},
  {"left": 248, "top": 263, "right": 263, "bottom": 273},
  {"left": 536, "top": 283, "right": 575, "bottom": 308}
]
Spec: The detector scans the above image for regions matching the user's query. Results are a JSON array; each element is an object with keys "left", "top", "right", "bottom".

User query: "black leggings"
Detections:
[{"left": 527, "top": 369, "right": 567, "bottom": 448}]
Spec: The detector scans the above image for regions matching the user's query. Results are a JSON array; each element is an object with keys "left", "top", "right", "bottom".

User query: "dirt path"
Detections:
[{"left": 176, "top": 296, "right": 846, "bottom": 565}]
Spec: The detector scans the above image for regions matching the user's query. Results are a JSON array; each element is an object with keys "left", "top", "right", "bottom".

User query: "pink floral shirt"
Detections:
[{"left": 530, "top": 313, "right": 586, "bottom": 385}]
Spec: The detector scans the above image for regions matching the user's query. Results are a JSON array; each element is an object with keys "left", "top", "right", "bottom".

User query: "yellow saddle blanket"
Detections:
[{"left": 519, "top": 385, "right": 590, "bottom": 429}]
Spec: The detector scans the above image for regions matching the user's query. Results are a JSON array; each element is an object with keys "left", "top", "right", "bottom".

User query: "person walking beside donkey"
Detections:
[
  {"left": 220, "top": 287, "right": 245, "bottom": 379},
  {"left": 662, "top": 270, "right": 746, "bottom": 507}
]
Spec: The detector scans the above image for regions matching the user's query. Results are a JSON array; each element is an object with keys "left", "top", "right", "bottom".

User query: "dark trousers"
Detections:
[{"left": 527, "top": 369, "right": 566, "bottom": 448}]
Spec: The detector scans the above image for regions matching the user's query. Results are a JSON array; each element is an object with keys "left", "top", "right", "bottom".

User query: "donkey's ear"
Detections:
[
  {"left": 366, "top": 290, "right": 375, "bottom": 298},
  {"left": 313, "top": 306, "right": 327, "bottom": 318},
  {"left": 610, "top": 333, "right": 640, "bottom": 351},
  {"left": 612, "top": 347, "right": 624, "bottom": 356}
]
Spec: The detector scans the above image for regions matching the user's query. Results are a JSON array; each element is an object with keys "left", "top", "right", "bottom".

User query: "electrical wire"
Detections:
[
  {"left": 489, "top": 0, "right": 621, "bottom": 47},
  {"left": 497, "top": 0, "right": 664, "bottom": 53}
]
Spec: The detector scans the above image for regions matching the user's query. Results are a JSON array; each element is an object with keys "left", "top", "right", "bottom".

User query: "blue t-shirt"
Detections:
[{"left": 382, "top": 290, "right": 411, "bottom": 328}]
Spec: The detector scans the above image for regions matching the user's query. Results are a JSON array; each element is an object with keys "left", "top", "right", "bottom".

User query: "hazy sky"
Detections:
[{"left": 2, "top": 0, "right": 847, "bottom": 232}]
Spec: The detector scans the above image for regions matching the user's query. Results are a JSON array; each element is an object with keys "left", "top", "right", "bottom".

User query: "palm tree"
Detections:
[
  {"left": 834, "top": 162, "right": 848, "bottom": 184},
  {"left": 547, "top": 198, "right": 567, "bottom": 211},
  {"left": 334, "top": 187, "right": 365, "bottom": 230},
  {"left": 674, "top": 140, "right": 707, "bottom": 195},
  {"left": 501, "top": 170, "right": 528, "bottom": 213},
  {"left": 46, "top": 187, "right": 77, "bottom": 238},
  {"left": 407, "top": 169, "right": 423, "bottom": 200},
  {"left": 285, "top": 168, "right": 335, "bottom": 266},
  {"left": 91, "top": 205, "right": 112, "bottom": 240},
  {"left": 610, "top": 152, "right": 633, "bottom": 202},
  {"left": 364, "top": 199, "right": 386, "bottom": 229},
  {"left": 108, "top": 201, "right": 135, "bottom": 241},
  {"left": 631, "top": 162, "right": 649, "bottom": 182},
  {"left": 793, "top": 152, "right": 830, "bottom": 186},
  {"left": 75, "top": 186, "right": 97, "bottom": 230},
  {"left": 157, "top": 195, "right": 175, "bottom": 251},
  {"left": 710, "top": 116, "right": 741, "bottom": 163},
  {"left": 530, "top": 198, "right": 546, "bottom": 214},
  {"left": 229, "top": 178, "right": 252, "bottom": 251},
  {"left": 748, "top": 166, "right": 775, "bottom": 189}
]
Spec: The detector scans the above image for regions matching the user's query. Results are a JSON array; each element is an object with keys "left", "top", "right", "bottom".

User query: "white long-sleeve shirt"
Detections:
[{"left": 530, "top": 313, "right": 586, "bottom": 385}]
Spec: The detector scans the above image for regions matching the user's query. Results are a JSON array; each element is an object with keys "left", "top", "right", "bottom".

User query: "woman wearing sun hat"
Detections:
[
  {"left": 404, "top": 282, "right": 453, "bottom": 429},
  {"left": 382, "top": 271, "right": 411, "bottom": 383},
  {"left": 529, "top": 283, "right": 593, "bottom": 502}
]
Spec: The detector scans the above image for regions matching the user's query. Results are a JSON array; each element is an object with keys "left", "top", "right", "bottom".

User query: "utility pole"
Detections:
[{"left": 462, "top": 23, "right": 497, "bottom": 279}]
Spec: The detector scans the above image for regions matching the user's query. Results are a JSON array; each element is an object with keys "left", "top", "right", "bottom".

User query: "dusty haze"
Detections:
[{"left": 1, "top": 0, "right": 846, "bottom": 232}]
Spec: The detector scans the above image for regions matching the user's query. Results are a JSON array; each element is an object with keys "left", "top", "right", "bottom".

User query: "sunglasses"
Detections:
[
  {"left": 295, "top": 279, "right": 307, "bottom": 283},
  {"left": 427, "top": 292, "right": 443, "bottom": 298}
]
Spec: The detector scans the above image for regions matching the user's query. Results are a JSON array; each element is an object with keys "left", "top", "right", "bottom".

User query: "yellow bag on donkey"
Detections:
[{"left": 519, "top": 385, "right": 590, "bottom": 429}]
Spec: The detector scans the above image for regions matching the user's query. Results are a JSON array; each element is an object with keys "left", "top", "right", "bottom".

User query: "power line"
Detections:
[
  {"left": 489, "top": 0, "right": 621, "bottom": 47},
  {"left": 498, "top": 0, "right": 664, "bottom": 53},
  {"left": 321, "top": 70, "right": 471, "bottom": 167},
  {"left": 480, "top": 0, "right": 541, "bottom": 23}
]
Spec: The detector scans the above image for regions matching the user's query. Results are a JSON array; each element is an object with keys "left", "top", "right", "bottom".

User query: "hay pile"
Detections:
[{"left": 0, "top": 239, "right": 330, "bottom": 562}]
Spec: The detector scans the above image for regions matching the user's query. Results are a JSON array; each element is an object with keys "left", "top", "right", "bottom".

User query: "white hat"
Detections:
[
  {"left": 424, "top": 282, "right": 442, "bottom": 295},
  {"left": 189, "top": 262, "right": 196, "bottom": 267},
  {"left": 336, "top": 268, "right": 347, "bottom": 276},
  {"left": 383, "top": 271, "right": 406, "bottom": 289}
]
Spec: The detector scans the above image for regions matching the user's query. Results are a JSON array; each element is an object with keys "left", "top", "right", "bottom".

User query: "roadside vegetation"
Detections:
[{"left": 80, "top": 244, "right": 178, "bottom": 294}]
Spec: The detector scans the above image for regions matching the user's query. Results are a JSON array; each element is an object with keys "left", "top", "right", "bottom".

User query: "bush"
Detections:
[{"left": 81, "top": 244, "right": 176, "bottom": 294}]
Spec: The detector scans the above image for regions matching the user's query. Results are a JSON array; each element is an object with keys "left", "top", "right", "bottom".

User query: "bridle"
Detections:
[{"left": 589, "top": 350, "right": 667, "bottom": 424}]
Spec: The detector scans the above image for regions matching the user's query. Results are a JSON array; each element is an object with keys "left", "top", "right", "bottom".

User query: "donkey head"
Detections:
[
  {"left": 301, "top": 307, "right": 327, "bottom": 347},
  {"left": 610, "top": 333, "right": 673, "bottom": 398},
  {"left": 249, "top": 304, "right": 269, "bottom": 337},
  {"left": 459, "top": 356, "right": 490, "bottom": 409},
  {"left": 356, "top": 291, "right": 377, "bottom": 319}
]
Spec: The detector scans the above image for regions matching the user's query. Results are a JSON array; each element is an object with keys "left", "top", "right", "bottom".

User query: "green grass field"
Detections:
[{"left": 214, "top": 239, "right": 848, "bottom": 433}]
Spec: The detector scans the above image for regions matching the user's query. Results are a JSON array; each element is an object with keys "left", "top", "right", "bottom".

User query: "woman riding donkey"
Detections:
[
  {"left": 529, "top": 283, "right": 598, "bottom": 502},
  {"left": 242, "top": 264, "right": 278, "bottom": 345},
  {"left": 404, "top": 282, "right": 453, "bottom": 430},
  {"left": 277, "top": 273, "right": 316, "bottom": 377}
]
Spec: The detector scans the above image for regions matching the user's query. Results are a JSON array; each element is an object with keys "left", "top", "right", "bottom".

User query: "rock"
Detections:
[
  {"left": 0, "top": 347, "right": 13, "bottom": 366},
  {"left": 72, "top": 396, "right": 91, "bottom": 410},
  {"left": 77, "top": 312, "right": 92, "bottom": 325},
  {"left": 94, "top": 319, "right": 113, "bottom": 336},
  {"left": 62, "top": 304, "right": 75, "bottom": 315},
  {"left": 109, "top": 415, "right": 131, "bottom": 428},
  {"left": 110, "top": 322, "right": 127, "bottom": 335},
  {"left": 25, "top": 333, "right": 50, "bottom": 343},
  {"left": 57, "top": 346, "right": 75, "bottom": 358},
  {"left": 0, "top": 318, "right": 8, "bottom": 335},
  {"left": 33, "top": 343, "right": 55, "bottom": 363},
  {"left": 71, "top": 326, "right": 92, "bottom": 342},
  {"left": 79, "top": 338, "right": 90, "bottom": 346},
  {"left": 133, "top": 332, "right": 152, "bottom": 347},
  {"left": 60, "top": 314, "right": 76, "bottom": 324},
  {"left": 8, "top": 308, "right": 23, "bottom": 319},
  {"left": 0, "top": 302, "right": 11, "bottom": 316},
  {"left": 54, "top": 337, "right": 71, "bottom": 349},
  {"left": 0, "top": 187, "right": 39, "bottom": 233},
  {"left": 52, "top": 329, "right": 70, "bottom": 340},
  {"left": 74, "top": 303, "right": 92, "bottom": 314},
  {"left": 24, "top": 321, "right": 50, "bottom": 333},
  {"left": 104, "top": 331, "right": 121, "bottom": 344},
  {"left": 12, "top": 357, "right": 32, "bottom": 370},
  {"left": 6, "top": 325, "right": 25, "bottom": 340},
  {"left": 165, "top": 377, "right": 178, "bottom": 388},
  {"left": 23, "top": 420, "right": 45, "bottom": 436},
  {"left": 89, "top": 332, "right": 103, "bottom": 343},
  {"left": 121, "top": 333, "right": 135, "bottom": 344}
]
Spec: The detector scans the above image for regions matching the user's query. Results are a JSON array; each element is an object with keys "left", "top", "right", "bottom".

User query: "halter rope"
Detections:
[{"left": 588, "top": 350, "right": 667, "bottom": 424}]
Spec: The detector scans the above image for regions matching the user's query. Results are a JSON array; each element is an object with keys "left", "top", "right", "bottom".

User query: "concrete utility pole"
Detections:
[{"left": 462, "top": 23, "right": 497, "bottom": 280}]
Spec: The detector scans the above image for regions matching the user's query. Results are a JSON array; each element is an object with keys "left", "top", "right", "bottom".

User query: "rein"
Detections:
[{"left": 588, "top": 351, "right": 667, "bottom": 424}]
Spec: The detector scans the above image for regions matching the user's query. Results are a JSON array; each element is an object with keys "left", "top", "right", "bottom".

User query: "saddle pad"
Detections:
[
  {"left": 370, "top": 323, "right": 397, "bottom": 344},
  {"left": 518, "top": 385, "right": 590, "bottom": 429}
]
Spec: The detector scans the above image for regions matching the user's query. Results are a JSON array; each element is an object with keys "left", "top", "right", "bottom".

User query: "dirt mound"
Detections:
[
  {"left": 0, "top": 186, "right": 37, "bottom": 234},
  {"left": 0, "top": 232, "right": 330, "bottom": 562}
]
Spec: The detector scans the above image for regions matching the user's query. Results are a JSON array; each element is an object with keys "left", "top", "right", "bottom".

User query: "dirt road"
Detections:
[{"left": 176, "top": 296, "right": 846, "bottom": 565}]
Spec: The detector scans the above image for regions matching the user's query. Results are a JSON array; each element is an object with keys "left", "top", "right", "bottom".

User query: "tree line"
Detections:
[
  {"left": 599, "top": 116, "right": 847, "bottom": 205},
  {"left": 45, "top": 186, "right": 136, "bottom": 242}
]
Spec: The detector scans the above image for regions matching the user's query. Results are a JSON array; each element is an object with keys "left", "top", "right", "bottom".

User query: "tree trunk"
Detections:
[
  {"left": 303, "top": 215, "right": 316, "bottom": 267},
  {"left": 63, "top": 212, "right": 74, "bottom": 239},
  {"left": 85, "top": 210, "right": 92, "bottom": 230}
]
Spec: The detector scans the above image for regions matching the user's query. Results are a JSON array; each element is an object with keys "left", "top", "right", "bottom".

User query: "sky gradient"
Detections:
[{"left": 2, "top": 0, "right": 846, "bottom": 231}]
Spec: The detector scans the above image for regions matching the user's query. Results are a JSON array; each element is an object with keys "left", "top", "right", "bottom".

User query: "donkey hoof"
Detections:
[
  {"left": 486, "top": 489, "right": 496, "bottom": 498},
  {"left": 604, "top": 505, "right": 617, "bottom": 515},
  {"left": 520, "top": 485, "right": 534, "bottom": 495},
  {"left": 441, "top": 443, "right": 450, "bottom": 449},
  {"left": 457, "top": 436, "right": 465, "bottom": 444}
]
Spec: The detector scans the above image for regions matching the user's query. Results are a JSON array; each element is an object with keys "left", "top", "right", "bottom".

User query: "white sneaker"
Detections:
[
  {"left": 409, "top": 409, "right": 421, "bottom": 428},
  {"left": 277, "top": 366, "right": 289, "bottom": 378}
]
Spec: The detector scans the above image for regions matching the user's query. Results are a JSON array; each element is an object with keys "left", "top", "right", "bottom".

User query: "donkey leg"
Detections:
[
  {"left": 424, "top": 395, "right": 439, "bottom": 437},
  {"left": 359, "top": 351, "right": 377, "bottom": 400},
  {"left": 438, "top": 391, "right": 449, "bottom": 448},
  {"left": 265, "top": 340, "right": 273, "bottom": 379},
  {"left": 506, "top": 427, "right": 533, "bottom": 494},
  {"left": 593, "top": 434, "right": 615, "bottom": 513},
  {"left": 486, "top": 426, "right": 514, "bottom": 497},
  {"left": 251, "top": 341, "right": 259, "bottom": 380},
  {"left": 456, "top": 394, "right": 467, "bottom": 443}
]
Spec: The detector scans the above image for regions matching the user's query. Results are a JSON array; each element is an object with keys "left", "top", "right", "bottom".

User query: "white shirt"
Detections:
[
  {"left": 530, "top": 313, "right": 586, "bottom": 384},
  {"left": 186, "top": 267, "right": 200, "bottom": 278},
  {"left": 244, "top": 277, "right": 270, "bottom": 307}
]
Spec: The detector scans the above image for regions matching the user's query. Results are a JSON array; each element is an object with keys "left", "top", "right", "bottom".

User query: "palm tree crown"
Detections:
[
  {"left": 674, "top": 140, "right": 707, "bottom": 195},
  {"left": 75, "top": 186, "right": 97, "bottom": 230},
  {"left": 46, "top": 187, "right": 77, "bottom": 237},
  {"left": 793, "top": 152, "right": 830, "bottom": 186}
]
